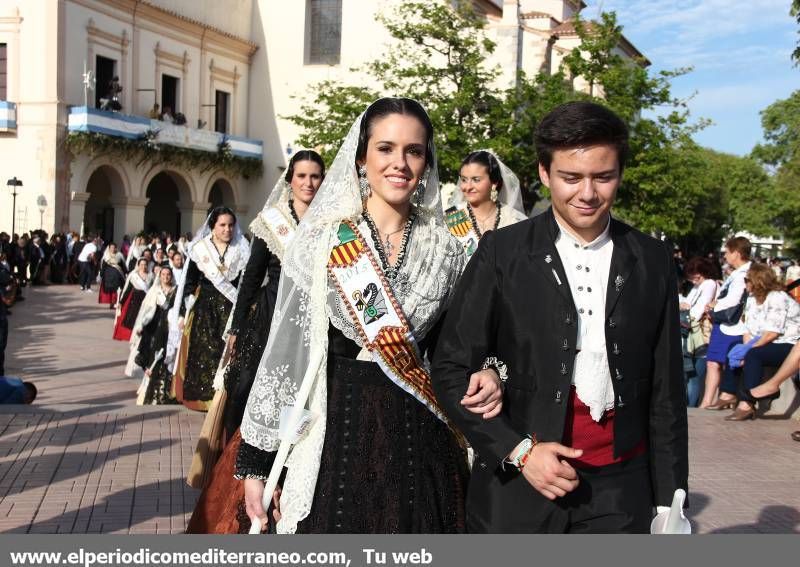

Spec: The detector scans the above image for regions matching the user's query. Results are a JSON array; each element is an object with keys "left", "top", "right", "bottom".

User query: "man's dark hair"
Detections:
[
  {"left": 23, "top": 382, "right": 37, "bottom": 404},
  {"left": 535, "top": 101, "right": 630, "bottom": 173}
]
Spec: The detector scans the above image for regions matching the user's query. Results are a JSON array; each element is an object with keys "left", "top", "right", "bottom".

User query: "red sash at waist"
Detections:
[{"left": 562, "top": 386, "right": 646, "bottom": 468}]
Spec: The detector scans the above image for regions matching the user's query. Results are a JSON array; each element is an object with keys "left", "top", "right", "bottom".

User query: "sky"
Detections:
[{"left": 582, "top": 0, "right": 798, "bottom": 156}]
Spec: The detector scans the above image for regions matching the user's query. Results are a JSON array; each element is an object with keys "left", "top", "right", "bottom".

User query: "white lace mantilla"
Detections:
[
  {"left": 498, "top": 205, "right": 528, "bottom": 229},
  {"left": 240, "top": 106, "right": 462, "bottom": 534}
]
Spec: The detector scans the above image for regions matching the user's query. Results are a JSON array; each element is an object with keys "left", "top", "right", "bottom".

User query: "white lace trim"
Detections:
[
  {"left": 571, "top": 350, "right": 615, "bottom": 422},
  {"left": 240, "top": 107, "right": 461, "bottom": 534}
]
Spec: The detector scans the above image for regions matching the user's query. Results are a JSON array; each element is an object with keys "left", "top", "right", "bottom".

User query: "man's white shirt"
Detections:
[{"left": 554, "top": 217, "right": 615, "bottom": 422}]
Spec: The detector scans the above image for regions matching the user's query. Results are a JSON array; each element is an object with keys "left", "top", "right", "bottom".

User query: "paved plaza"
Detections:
[{"left": 0, "top": 285, "right": 798, "bottom": 534}]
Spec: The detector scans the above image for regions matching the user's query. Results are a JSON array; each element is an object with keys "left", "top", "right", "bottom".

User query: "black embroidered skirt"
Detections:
[
  {"left": 135, "top": 306, "right": 177, "bottom": 405},
  {"left": 181, "top": 286, "right": 233, "bottom": 410},
  {"left": 294, "top": 356, "right": 468, "bottom": 534},
  {"left": 223, "top": 285, "right": 274, "bottom": 439},
  {"left": 121, "top": 289, "right": 146, "bottom": 329}
]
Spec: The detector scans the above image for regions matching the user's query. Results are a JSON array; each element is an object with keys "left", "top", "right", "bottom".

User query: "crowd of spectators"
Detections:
[{"left": 678, "top": 237, "right": 800, "bottom": 442}]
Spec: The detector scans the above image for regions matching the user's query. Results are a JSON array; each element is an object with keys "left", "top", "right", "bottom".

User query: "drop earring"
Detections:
[
  {"left": 490, "top": 186, "right": 498, "bottom": 202},
  {"left": 358, "top": 165, "right": 371, "bottom": 199}
]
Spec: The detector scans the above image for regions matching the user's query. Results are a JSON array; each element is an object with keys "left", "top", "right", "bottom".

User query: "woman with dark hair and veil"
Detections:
[
  {"left": 186, "top": 150, "right": 325, "bottom": 531},
  {"left": 225, "top": 98, "right": 502, "bottom": 535},
  {"left": 171, "top": 206, "right": 250, "bottom": 411},
  {"left": 445, "top": 150, "right": 528, "bottom": 261},
  {"left": 114, "top": 257, "right": 153, "bottom": 342},
  {"left": 98, "top": 242, "right": 126, "bottom": 307},
  {"left": 132, "top": 266, "right": 179, "bottom": 404}
]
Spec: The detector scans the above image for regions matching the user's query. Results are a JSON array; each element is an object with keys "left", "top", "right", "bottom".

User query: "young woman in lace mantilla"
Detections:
[
  {"left": 186, "top": 152, "right": 325, "bottom": 533},
  {"left": 98, "top": 242, "right": 127, "bottom": 307},
  {"left": 171, "top": 207, "right": 250, "bottom": 411},
  {"left": 233, "top": 98, "right": 503, "bottom": 535},
  {"left": 114, "top": 258, "right": 153, "bottom": 342},
  {"left": 132, "top": 267, "right": 179, "bottom": 405},
  {"left": 445, "top": 150, "right": 528, "bottom": 260}
]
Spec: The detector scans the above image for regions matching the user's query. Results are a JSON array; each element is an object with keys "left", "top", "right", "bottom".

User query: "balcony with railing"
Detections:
[
  {"left": 66, "top": 106, "right": 263, "bottom": 179},
  {"left": 0, "top": 101, "right": 17, "bottom": 132}
]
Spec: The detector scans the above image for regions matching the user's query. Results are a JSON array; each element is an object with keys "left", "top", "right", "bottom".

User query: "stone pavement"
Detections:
[{"left": 1, "top": 285, "right": 799, "bottom": 534}]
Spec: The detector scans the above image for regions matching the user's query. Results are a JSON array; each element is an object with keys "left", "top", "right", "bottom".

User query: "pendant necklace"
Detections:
[
  {"left": 213, "top": 237, "right": 229, "bottom": 267},
  {"left": 380, "top": 226, "right": 405, "bottom": 256}
]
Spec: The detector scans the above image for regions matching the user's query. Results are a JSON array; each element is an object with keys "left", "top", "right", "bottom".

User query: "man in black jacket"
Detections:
[{"left": 432, "top": 102, "right": 688, "bottom": 533}]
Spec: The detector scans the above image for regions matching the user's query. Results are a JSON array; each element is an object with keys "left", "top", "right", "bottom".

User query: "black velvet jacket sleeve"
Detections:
[
  {"left": 179, "top": 261, "right": 201, "bottom": 316},
  {"left": 230, "top": 237, "right": 279, "bottom": 334},
  {"left": 430, "top": 231, "right": 524, "bottom": 468}
]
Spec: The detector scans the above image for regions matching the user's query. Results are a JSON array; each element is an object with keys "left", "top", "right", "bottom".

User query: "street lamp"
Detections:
[
  {"left": 37, "top": 195, "right": 48, "bottom": 230},
  {"left": 6, "top": 176, "right": 22, "bottom": 236}
]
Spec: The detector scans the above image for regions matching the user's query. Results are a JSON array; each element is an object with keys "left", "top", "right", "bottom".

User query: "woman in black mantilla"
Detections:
[
  {"left": 133, "top": 267, "right": 179, "bottom": 405},
  {"left": 234, "top": 98, "right": 504, "bottom": 535},
  {"left": 172, "top": 207, "right": 250, "bottom": 411},
  {"left": 186, "top": 150, "right": 325, "bottom": 533}
]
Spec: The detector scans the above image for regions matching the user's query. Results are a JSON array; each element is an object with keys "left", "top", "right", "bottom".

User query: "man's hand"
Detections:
[
  {"left": 520, "top": 442, "right": 583, "bottom": 500},
  {"left": 461, "top": 368, "right": 503, "bottom": 419},
  {"left": 178, "top": 317, "right": 185, "bottom": 331}
]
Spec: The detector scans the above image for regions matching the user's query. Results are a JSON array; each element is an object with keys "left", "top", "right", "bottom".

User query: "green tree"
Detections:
[
  {"left": 557, "top": 12, "right": 708, "bottom": 240},
  {"left": 285, "top": 83, "right": 379, "bottom": 167},
  {"left": 285, "top": 0, "right": 499, "bottom": 181},
  {"left": 287, "top": 1, "right": 709, "bottom": 241},
  {"left": 753, "top": 90, "right": 800, "bottom": 250},
  {"left": 792, "top": 0, "right": 800, "bottom": 64}
]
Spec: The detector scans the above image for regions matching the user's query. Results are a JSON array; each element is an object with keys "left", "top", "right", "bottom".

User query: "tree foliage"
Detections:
[
  {"left": 752, "top": 90, "right": 800, "bottom": 251},
  {"left": 792, "top": 0, "right": 800, "bottom": 65},
  {"left": 286, "top": 1, "right": 734, "bottom": 242}
]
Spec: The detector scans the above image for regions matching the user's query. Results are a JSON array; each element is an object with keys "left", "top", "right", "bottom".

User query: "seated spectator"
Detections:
[
  {"left": 679, "top": 257, "right": 719, "bottom": 407},
  {"left": 0, "top": 377, "right": 37, "bottom": 404},
  {"left": 149, "top": 103, "right": 161, "bottom": 120},
  {"left": 751, "top": 340, "right": 800, "bottom": 400},
  {"left": 702, "top": 237, "right": 751, "bottom": 408},
  {"left": 720, "top": 263, "right": 800, "bottom": 421},
  {"left": 161, "top": 106, "right": 174, "bottom": 124}
]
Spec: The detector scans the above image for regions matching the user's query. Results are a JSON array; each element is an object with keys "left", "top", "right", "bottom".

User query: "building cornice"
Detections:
[{"left": 68, "top": 0, "right": 258, "bottom": 61}]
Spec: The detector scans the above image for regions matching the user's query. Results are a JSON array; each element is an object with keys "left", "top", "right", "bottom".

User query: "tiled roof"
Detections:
[
  {"left": 521, "top": 11, "right": 554, "bottom": 19},
  {"left": 551, "top": 18, "right": 650, "bottom": 66}
]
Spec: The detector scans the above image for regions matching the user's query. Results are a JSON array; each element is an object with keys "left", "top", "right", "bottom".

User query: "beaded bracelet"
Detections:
[
  {"left": 482, "top": 356, "right": 509, "bottom": 383},
  {"left": 517, "top": 434, "right": 538, "bottom": 471}
]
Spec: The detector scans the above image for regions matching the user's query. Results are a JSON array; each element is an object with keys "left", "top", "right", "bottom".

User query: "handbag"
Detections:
[
  {"left": 711, "top": 277, "right": 747, "bottom": 326},
  {"left": 711, "top": 292, "right": 747, "bottom": 326},
  {"left": 686, "top": 315, "right": 711, "bottom": 356}
]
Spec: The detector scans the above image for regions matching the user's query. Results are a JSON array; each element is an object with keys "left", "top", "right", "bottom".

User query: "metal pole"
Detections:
[{"left": 11, "top": 189, "right": 17, "bottom": 236}]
